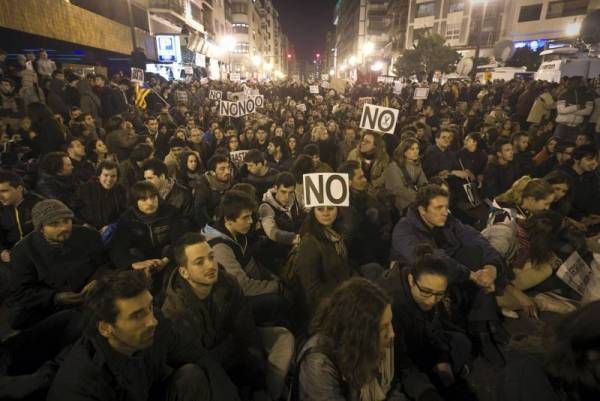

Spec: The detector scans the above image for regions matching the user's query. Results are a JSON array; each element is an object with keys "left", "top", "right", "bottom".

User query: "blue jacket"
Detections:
[{"left": 391, "top": 208, "right": 505, "bottom": 285}]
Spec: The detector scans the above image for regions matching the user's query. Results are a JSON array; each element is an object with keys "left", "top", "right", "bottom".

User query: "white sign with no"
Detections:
[
  {"left": 359, "top": 104, "right": 399, "bottom": 135},
  {"left": 303, "top": 173, "right": 350, "bottom": 208}
]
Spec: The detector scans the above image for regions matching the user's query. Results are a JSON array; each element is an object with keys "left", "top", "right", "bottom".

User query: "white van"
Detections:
[{"left": 536, "top": 47, "right": 600, "bottom": 82}]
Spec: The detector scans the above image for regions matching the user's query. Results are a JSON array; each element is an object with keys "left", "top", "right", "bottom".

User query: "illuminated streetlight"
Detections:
[
  {"left": 220, "top": 35, "right": 237, "bottom": 52},
  {"left": 362, "top": 41, "right": 375, "bottom": 56},
  {"left": 329, "top": 68, "right": 335, "bottom": 76},
  {"left": 370, "top": 61, "right": 384, "bottom": 72},
  {"left": 349, "top": 55, "right": 357, "bottom": 66},
  {"left": 251, "top": 54, "right": 262, "bottom": 67}
]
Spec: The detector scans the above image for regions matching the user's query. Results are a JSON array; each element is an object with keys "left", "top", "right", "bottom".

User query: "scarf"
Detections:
[
  {"left": 360, "top": 345, "right": 394, "bottom": 401},
  {"left": 323, "top": 226, "right": 347, "bottom": 259},
  {"left": 159, "top": 178, "right": 175, "bottom": 200}
]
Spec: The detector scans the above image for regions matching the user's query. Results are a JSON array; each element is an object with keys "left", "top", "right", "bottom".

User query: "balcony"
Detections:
[
  {"left": 150, "top": 0, "right": 185, "bottom": 15},
  {"left": 149, "top": 0, "right": 204, "bottom": 34}
]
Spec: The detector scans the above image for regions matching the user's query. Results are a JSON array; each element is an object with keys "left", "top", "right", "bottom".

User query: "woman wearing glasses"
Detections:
[{"left": 382, "top": 244, "right": 474, "bottom": 400}]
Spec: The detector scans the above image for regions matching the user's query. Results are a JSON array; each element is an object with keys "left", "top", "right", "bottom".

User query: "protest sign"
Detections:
[
  {"left": 321, "top": 74, "right": 329, "bottom": 81},
  {"left": 557, "top": 251, "right": 593, "bottom": 296},
  {"left": 230, "top": 73, "right": 241, "bottom": 82},
  {"left": 309, "top": 85, "right": 319, "bottom": 94},
  {"left": 209, "top": 90, "right": 222, "bottom": 101},
  {"left": 219, "top": 96, "right": 264, "bottom": 117},
  {"left": 359, "top": 104, "right": 399, "bottom": 135},
  {"left": 393, "top": 81, "right": 404, "bottom": 95},
  {"left": 358, "top": 97, "right": 374, "bottom": 107},
  {"left": 303, "top": 173, "right": 350, "bottom": 208},
  {"left": 131, "top": 67, "right": 144, "bottom": 84},
  {"left": 413, "top": 87, "right": 429, "bottom": 100},
  {"left": 230, "top": 150, "right": 250, "bottom": 168}
]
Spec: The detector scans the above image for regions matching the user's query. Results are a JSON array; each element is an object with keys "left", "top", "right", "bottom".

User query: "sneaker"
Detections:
[
  {"left": 533, "top": 293, "right": 577, "bottom": 314},
  {"left": 501, "top": 308, "right": 519, "bottom": 319}
]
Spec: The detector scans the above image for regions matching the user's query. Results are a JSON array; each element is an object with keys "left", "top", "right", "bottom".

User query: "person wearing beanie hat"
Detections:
[
  {"left": 142, "top": 158, "right": 194, "bottom": 221},
  {"left": 8, "top": 198, "right": 106, "bottom": 330}
]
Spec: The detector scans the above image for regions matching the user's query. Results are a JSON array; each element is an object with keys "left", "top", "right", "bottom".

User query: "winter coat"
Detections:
[
  {"left": 77, "top": 181, "right": 127, "bottom": 230},
  {"left": 193, "top": 173, "right": 232, "bottom": 229},
  {"left": 47, "top": 315, "right": 239, "bottom": 401},
  {"left": 391, "top": 208, "right": 505, "bottom": 285},
  {"left": 384, "top": 161, "right": 428, "bottom": 212},
  {"left": 347, "top": 148, "right": 389, "bottom": 189},
  {"left": 9, "top": 226, "right": 106, "bottom": 329},
  {"left": 482, "top": 161, "right": 520, "bottom": 199},
  {"left": 46, "top": 78, "right": 69, "bottom": 118},
  {"left": 118, "top": 159, "right": 144, "bottom": 191},
  {"left": 109, "top": 204, "right": 187, "bottom": 268},
  {"left": 31, "top": 116, "right": 66, "bottom": 155},
  {"left": 0, "top": 192, "right": 44, "bottom": 250},
  {"left": 164, "top": 181, "right": 194, "bottom": 221},
  {"left": 555, "top": 88, "right": 593, "bottom": 127},
  {"left": 242, "top": 167, "right": 280, "bottom": 201},
  {"left": 559, "top": 165, "right": 600, "bottom": 219},
  {"left": 78, "top": 80, "right": 101, "bottom": 121},
  {"left": 106, "top": 128, "right": 140, "bottom": 162},
  {"left": 35, "top": 173, "right": 78, "bottom": 210},
  {"left": 527, "top": 92, "right": 555, "bottom": 124},
  {"left": 202, "top": 224, "right": 279, "bottom": 297},
  {"left": 162, "top": 267, "right": 268, "bottom": 390}
]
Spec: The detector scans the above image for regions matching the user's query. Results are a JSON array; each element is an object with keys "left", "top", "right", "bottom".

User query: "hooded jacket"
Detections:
[{"left": 202, "top": 224, "right": 279, "bottom": 297}]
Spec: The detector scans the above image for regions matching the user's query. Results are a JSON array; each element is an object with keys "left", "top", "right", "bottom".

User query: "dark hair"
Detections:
[
  {"left": 337, "top": 160, "right": 361, "bottom": 179},
  {"left": 299, "top": 207, "right": 339, "bottom": 241},
  {"left": 310, "top": 278, "right": 390, "bottom": 389},
  {"left": 39, "top": 151, "right": 68, "bottom": 175},
  {"left": 173, "top": 232, "right": 207, "bottom": 267},
  {"left": 97, "top": 160, "right": 119, "bottom": 178},
  {"left": 231, "top": 183, "right": 257, "bottom": 199},
  {"left": 303, "top": 143, "right": 320, "bottom": 157},
  {"left": 86, "top": 270, "right": 150, "bottom": 328},
  {"left": 415, "top": 184, "right": 449, "bottom": 209},
  {"left": 130, "top": 143, "right": 154, "bottom": 163},
  {"left": 274, "top": 172, "right": 296, "bottom": 188},
  {"left": 130, "top": 181, "right": 159, "bottom": 206},
  {"left": 292, "top": 155, "right": 314, "bottom": 183},
  {"left": 544, "top": 170, "right": 571, "bottom": 188},
  {"left": 244, "top": 149, "right": 266, "bottom": 164},
  {"left": 178, "top": 151, "right": 202, "bottom": 173},
  {"left": 0, "top": 170, "right": 24, "bottom": 188},
  {"left": 555, "top": 141, "right": 576, "bottom": 154},
  {"left": 545, "top": 300, "right": 600, "bottom": 392},
  {"left": 220, "top": 190, "right": 256, "bottom": 222},
  {"left": 142, "top": 158, "right": 168, "bottom": 177},
  {"left": 520, "top": 210, "right": 562, "bottom": 264},
  {"left": 493, "top": 137, "right": 512, "bottom": 154},
  {"left": 571, "top": 144, "right": 598, "bottom": 161},
  {"left": 207, "top": 154, "right": 229, "bottom": 172},
  {"left": 464, "top": 132, "right": 481, "bottom": 143},
  {"left": 409, "top": 244, "right": 450, "bottom": 281},
  {"left": 105, "top": 116, "right": 124, "bottom": 133},
  {"left": 511, "top": 131, "right": 528, "bottom": 143}
]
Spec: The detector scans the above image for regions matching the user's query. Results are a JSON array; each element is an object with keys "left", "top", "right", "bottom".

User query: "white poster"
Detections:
[
  {"left": 556, "top": 251, "right": 593, "bottom": 296},
  {"left": 230, "top": 73, "right": 241, "bottom": 82},
  {"left": 359, "top": 104, "right": 399, "bottom": 135},
  {"left": 413, "top": 87, "right": 429, "bottom": 100},
  {"left": 309, "top": 85, "right": 319, "bottom": 94},
  {"left": 230, "top": 150, "right": 250, "bottom": 168},
  {"left": 131, "top": 67, "right": 144, "bottom": 84},
  {"left": 209, "top": 90, "right": 222, "bottom": 101},
  {"left": 303, "top": 173, "right": 350, "bottom": 208}
]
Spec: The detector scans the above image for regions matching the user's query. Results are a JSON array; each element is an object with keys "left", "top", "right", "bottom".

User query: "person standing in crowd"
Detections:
[
  {"left": 298, "top": 278, "right": 400, "bottom": 401},
  {"left": 554, "top": 76, "right": 593, "bottom": 142},
  {"left": 534, "top": 140, "right": 575, "bottom": 178},
  {"left": 77, "top": 161, "right": 127, "bottom": 234},
  {"left": 35, "top": 50, "right": 56, "bottom": 79},
  {"left": 104, "top": 115, "right": 141, "bottom": 162},
  {"left": 27, "top": 102, "right": 67, "bottom": 155},
  {"left": 117, "top": 142, "right": 154, "bottom": 191}
]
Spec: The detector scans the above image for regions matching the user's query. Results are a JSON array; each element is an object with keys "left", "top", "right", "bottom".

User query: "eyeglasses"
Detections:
[{"left": 414, "top": 280, "right": 446, "bottom": 299}]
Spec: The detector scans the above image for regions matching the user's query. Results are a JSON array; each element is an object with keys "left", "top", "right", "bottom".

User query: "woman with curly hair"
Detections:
[{"left": 298, "top": 278, "right": 399, "bottom": 401}]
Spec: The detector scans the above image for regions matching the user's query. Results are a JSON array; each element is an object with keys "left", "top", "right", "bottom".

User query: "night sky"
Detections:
[{"left": 275, "top": 0, "right": 336, "bottom": 61}]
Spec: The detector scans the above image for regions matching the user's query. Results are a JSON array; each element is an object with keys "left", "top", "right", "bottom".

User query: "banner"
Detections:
[
  {"left": 230, "top": 150, "right": 249, "bottom": 168},
  {"left": 359, "top": 104, "right": 399, "bottom": 135},
  {"left": 219, "top": 96, "right": 264, "bottom": 118},
  {"left": 413, "top": 87, "right": 429, "bottom": 100},
  {"left": 303, "top": 173, "right": 350, "bottom": 208},
  {"left": 209, "top": 90, "right": 222, "bottom": 101}
]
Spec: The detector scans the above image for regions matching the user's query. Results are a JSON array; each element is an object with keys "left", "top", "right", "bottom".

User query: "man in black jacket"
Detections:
[
  {"left": 193, "top": 154, "right": 234, "bottom": 228},
  {"left": 48, "top": 269, "right": 237, "bottom": 401},
  {"left": 143, "top": 158, "right": 194, "bottom": 221},
  {"left": 35, "top": 151, "right": 77, "bottom": 209},
  {"left": 8, "top": 199, "right": 107, "bottom": 329},
  {"left": 482, "top": 138, "right": 519, "bottom": 199}
]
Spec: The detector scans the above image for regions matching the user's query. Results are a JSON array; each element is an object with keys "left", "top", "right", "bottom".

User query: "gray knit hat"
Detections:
[{"left": 32, "top": 199, "right": 74, "bottom": 230}]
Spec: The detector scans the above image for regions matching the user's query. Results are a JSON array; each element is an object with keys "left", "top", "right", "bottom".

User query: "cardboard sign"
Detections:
[
  {"left": 209, "top": 90, "right": 222, "bottom": 101},
  {"left": 393, "top": 81, "right": 404, "bottom": 95},
  {"left": 413, "top": 87, "right": 429, "bottom": 100},
  {"left": 321, "top": 81, "right": 330, "bottom": 89},
  {"left": 358, "top": 97, "right": 374, "bottom": 107},
  {"left": 230, "top": 73, "right": 241, "bottom": 82},
  {"left": 219, "top": 96, "right": 264, "bottom": 117},
  {"left": 321, "top": 74, "right": 329, "bottom": 81},
  {"left": 556, "top": 251, "right": 593, "bottom": 296},
  {"left": 230, "top": 150, "right": 249, "bottom": 168},
  {"left": 303, "top": 173, "right": 349, "bottom": 208},
  {"left": 131, "top": 67, "right": 144, "bottom": 84},
  {"left": 359, "top": 104, "right": 399, "bottom": 135},
  {"left": 296, "top": 103, "right": 307, "bottom": 112},
  {"left": 309, "top": 85, "right": 319, "bottom": 94}
]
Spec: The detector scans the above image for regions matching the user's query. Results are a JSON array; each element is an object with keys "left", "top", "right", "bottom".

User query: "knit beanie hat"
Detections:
[{"left": 31, "top": 199, "right": 74, "bottom": 230}]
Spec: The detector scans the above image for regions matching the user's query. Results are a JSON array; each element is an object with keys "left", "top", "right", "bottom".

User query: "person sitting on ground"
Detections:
[
  {"left": 66, "top": 138, "right": 95, "bottom": 185},
  {"left": 176, "top": 151, "right": 205, "bottom": 190},
  {"left": 8, "top": 199, "right": 106, "bottom": 330},
  {"left": 347, "top": 131, "right": 390, "bottom": 189},
  {"left": 381, "top": 244, "right": 476, "bottom": 401},
  {"left": 77, "top": 160, "right": 127, "bottom": 234},
  {"left": 303, "top": 143, "right": 333, "bottom": 173},
  {"left": 482, "top": 137, "right": 520, "bottom": 199},
  {"left": 391, "top": 184, "right": 508, "bottom": 365},
  {"left": 298, "top": 278, "right": 401, "bottom": 401},
  {"left": 163, "top": 233, "right": 294, "bottom": 401},
  {"left": 48, "top": 269, "right": 237, "bottom": 401},
  {"left": 534, "top": 140, "right": 575, "bottom": 178},
  {"left": 489, "top": 176, "right": 555, "bottom": 225},
  {"left": 384, "top": 137, "right": 428, "bottom": 215},
  {"left": 257, "top": 172, "right": 305, "bottom": 274},
  {"left": 558, "top": 144, "right": 600, "bottom": 221},
  {"left": 512, "top": 131, "right": 535, "bottom": 177},
  {"left": 142, "top": 158, "right": 194, "bottom": 220},
  {"left": 483, "top": 210, "right": 578, "bottom": 320},
  {"left": 242, "top": 149, "right": 280, "bottom": 201},
  {"left": 117, "top": 142, "right": 154, "bottom": 192},
  {"left": 267, "top": 136, "right": 292, "bottom": 172},
  {"left": 164, "top": 136, "right": 188, "bottom": 177},
  {"left": 35, "top": 151, "right": 77, "bottom": 209},
  {"left": 203, "top": 190, "right": 289, "bottom": 325},
  {"left": 193, "top": 154, "right": 234, "bottom": 228}
]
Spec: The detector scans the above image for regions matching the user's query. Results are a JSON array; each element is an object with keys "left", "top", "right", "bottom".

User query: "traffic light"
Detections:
[
  {"left": 316, "top": 53, "right": 320, "bottom": 59},
  {"left": 287, "top": 53, "right": 292, "bottom": 59}
]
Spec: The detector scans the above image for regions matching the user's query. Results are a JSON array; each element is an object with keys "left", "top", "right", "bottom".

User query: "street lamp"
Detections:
[
  {"left": 470, "top": 0, "right": 489, "bottom": 80},
  {"left": 362, "top": 41, "right": 375, "bottom": 57},
  {"left": 370, "top": 61, "right": 384, "bottom": 72}
]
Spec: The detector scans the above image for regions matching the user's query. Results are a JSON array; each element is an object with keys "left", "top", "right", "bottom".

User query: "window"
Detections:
[
  {"left": 230, "top": 2, "right": 247, "bottom": 14},
  {"left": 446, "top": 22, "right": 461, "bottom": 40},
  {"left": 448, "top": 0, "right": 464, "bottom": 13},
  {"left": 234, "top": 42, "right": 250, "bottom": 54},
  {"left": 546, "top": 0, "right": 589, "bottom": 19},
  {"left": 517, "top": 4, "right": 542, "bottom": 22},
  {"left": 415, "top": 2, "right": 435, "bottom": 18},
  {"left": 232, "top": 23, "right": 249, "bottom": 33}
]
